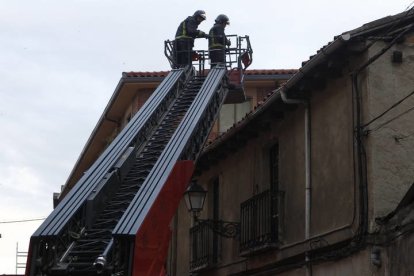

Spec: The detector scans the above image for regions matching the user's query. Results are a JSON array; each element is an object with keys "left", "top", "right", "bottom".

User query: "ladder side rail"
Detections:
[
  {"left": 113, "top": 66, "right": 227, "bottom": 236},
  {"left": 37, "top": 69, "right": 182, "bottom": 236},
  {"left": 27, "top": 69, "right": 189, "bottom": 276},
  {"left": 46, "top": 69, "right": 185, "bottom": 235},
  {"left": 180, "top": 79, "right": 227, "bottom": 162},
  {"left": 114, "top": 68, "right": 223, "bottom": 234},
  {"left": 171, "top": 67, "right": 228, "bottom": 162},
  {"left": 33, "top": 69, "right": 186, "bottom": 238}
]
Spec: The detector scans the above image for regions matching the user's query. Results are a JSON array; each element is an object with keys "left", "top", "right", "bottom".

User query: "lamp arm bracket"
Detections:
[{"left": 197, "top": 218, "right": 240, "bottom": 239}]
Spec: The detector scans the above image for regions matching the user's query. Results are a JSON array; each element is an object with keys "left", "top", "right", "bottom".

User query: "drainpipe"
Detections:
[
  {"left": 271, "top": 33, "right": 350, "bottom": 275},
  {"left": 280, "top": 88, "right": 312, "bottom": 276}
]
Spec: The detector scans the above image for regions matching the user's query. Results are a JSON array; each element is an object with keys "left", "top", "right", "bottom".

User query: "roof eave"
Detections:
[
  {"left": 202, "top": 34, "right": 351, "bottom": 153},
  {"left": 61, "top": 76, "right": 131, "bottom": 195}
]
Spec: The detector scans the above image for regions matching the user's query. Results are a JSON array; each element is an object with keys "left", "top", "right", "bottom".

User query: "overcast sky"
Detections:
[{"left": 0, "top": 0, "right": 412, "bottom": 273}]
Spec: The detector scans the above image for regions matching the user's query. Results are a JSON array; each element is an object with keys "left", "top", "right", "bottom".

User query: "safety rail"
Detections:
[
  {"left": 164, "top": 35, "right": 253, "bottom": 74},
  {"left": 165, "top": 35, "right": 252, "bottom": 105}
]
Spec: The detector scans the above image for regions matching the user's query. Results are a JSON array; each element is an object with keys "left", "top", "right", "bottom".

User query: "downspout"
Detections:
[
  {"left": 280, "top": 89, "right": 312, "bottom": 276},
  {"left": 267, "top": 33, "right": 350, "bottom": 275},
  {"left": 279, "top": 31, "right": 350, "bottom": 261}
]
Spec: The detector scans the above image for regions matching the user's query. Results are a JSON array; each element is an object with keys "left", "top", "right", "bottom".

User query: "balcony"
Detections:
[
  {"left": 189, "top": 189, "right": 278, "bottom": 268},
  {"left": 189, "top": 221, "right": 220, "bottom": 272},
  {"left": 240, "top": 189, "right": 278, "bottom": 255}
]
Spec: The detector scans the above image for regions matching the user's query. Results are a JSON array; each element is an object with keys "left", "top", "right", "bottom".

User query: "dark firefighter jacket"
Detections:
[
  {"left": 175, "top": 16, "right": 206, "bottom": 44},
  {"left": 208, "top": 23, "right": 230, "bottom": 49}
]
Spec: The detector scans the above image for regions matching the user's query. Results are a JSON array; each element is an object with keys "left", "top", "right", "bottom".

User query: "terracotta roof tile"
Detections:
[
  {"left": 244, "top": 69, "right": 297, "bottom": 75},
  {"left": 123, "top": 71, "right": 170, "bottom": 78},
  {"left": 123, "top": 69, "right": 297, "bottom": 78}
]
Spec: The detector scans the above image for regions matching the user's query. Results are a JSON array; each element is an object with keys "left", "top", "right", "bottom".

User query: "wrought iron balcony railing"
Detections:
[
  {"left": 240, "top": 189, "right": 278, "bottom": 254},
  {"left": 189, "top": 189, "right": 278, "bottom": 269},
  {"left": 189, "top": 220, "right": 220, "bottom": 272}
]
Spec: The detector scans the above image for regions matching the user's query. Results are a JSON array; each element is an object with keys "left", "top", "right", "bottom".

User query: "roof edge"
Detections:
[
  {"left": 202, "top": 34, "right": 350, "bottom": 152},
  {"left": 61, "top": 76, "right": 129, "bottom": 195}
]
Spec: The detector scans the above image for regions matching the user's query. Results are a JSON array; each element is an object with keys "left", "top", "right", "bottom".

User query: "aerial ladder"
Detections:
[{"left": 26, "top": 35, "right": 252, "bottom": 276}]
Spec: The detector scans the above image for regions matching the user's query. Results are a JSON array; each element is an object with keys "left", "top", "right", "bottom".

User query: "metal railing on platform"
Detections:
[{"left": 164, "top": 35, "right": 253, "bottom": 75}]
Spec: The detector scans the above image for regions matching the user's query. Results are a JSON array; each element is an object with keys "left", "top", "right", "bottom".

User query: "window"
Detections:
[
  {"left": 218, "top": 99, "right": 252, "bottom": 133},
  {"left": 240, "top": 143, "right": 279, "bottom": 254}
]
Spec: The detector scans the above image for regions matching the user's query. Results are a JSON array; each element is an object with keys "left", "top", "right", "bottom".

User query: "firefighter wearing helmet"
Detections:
[
  {"left": 174, "top": 10, "right": 208, "bottom": 67},
  {"left": 208, "top": 14, "right": 231, "bottom": 68}
]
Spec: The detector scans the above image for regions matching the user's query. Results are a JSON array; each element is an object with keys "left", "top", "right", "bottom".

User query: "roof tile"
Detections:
[
  {"left": 123, "top": 69, "right": 297, "bottom": 78},
  {"left": 123, "top": 71, "right": 170, "bottom": 78}
]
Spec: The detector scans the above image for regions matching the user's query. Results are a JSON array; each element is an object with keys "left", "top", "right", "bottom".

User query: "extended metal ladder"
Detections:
[
  {"left": 27, "top": 35, "right": 252, "bottom": 276},
  {"left": 27, "top": 67, "right": 228, "bottom": 276},
  {"left": 55, "top": 74, "right": 209, "bottom": 273}
]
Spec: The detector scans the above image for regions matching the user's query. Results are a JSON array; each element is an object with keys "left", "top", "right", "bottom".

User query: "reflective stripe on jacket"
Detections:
[
  {"left": 175, "top": 16, "right": 203, "bottom": 40},
  {"left": 208, "top": 23, "right": 229, "bottom": 49}
]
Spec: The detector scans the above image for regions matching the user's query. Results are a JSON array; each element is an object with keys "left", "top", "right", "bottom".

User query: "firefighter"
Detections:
[
  {"left": 208, "top": 14, "right": 231, "bottom": 68},
  {"left": 175, "top": 10, "right": 208, "bottom": 67}
]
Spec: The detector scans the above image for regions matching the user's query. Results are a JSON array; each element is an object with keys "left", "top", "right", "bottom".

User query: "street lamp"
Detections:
[
  {"left": 183, "top": 181, "right": 239, "bottom": 239},
  {"left": 183, "top": 180, "right": 207, "bottom": 219}
]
